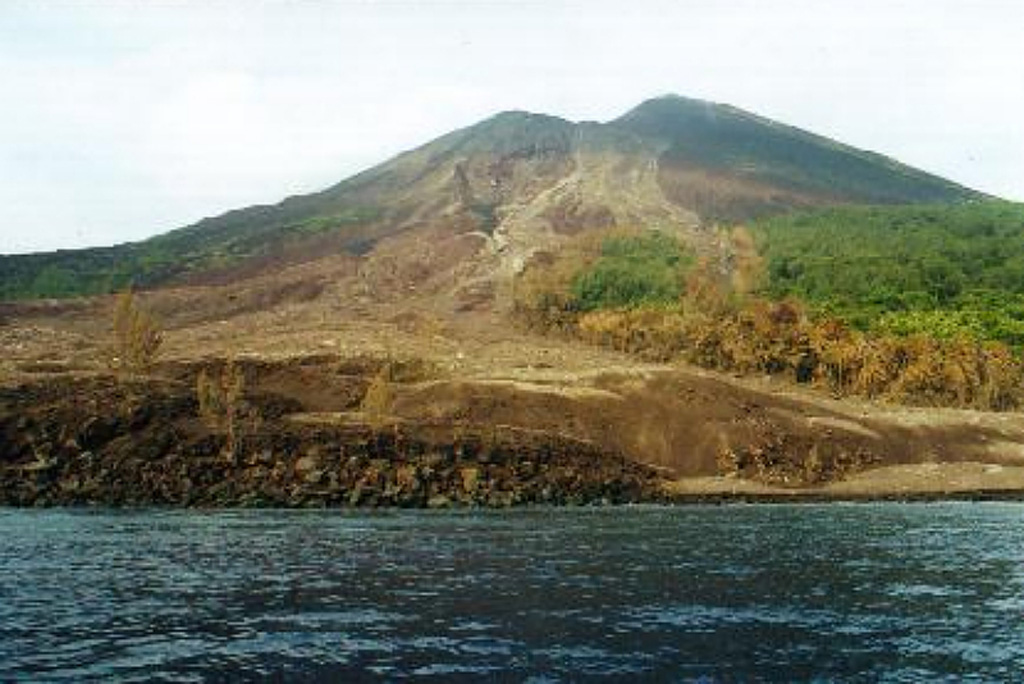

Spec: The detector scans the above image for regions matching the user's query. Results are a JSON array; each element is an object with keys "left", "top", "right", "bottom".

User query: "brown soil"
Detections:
[{"left": 4, "top": 248, "right": 1024, "bottom": 505}]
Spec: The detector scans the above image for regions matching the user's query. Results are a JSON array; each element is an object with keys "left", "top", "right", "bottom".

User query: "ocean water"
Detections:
[{"left": 1, "top": 504, "right": 1023, "bottom": 682}]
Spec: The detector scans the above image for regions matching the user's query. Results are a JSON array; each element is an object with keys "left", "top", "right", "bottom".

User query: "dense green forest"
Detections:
[
  {"left": 570, "top": 231, "right": 693, "bottom": 311},
  {"left": 753, "top": 201, "right": 1024, "bottom": 346}
]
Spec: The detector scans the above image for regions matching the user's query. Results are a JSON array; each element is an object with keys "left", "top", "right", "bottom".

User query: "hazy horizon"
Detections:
[{"left": 2, "top": 0, "right": 1022, "bottom": 255}]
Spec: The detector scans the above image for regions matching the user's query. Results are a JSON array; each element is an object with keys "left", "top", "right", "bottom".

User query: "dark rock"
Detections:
[{"left": 0, "top": 374, "right": 668, "bottom": 508}]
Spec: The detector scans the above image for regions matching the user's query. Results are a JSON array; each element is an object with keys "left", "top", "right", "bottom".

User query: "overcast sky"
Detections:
[{"left": 1, "top": 1, "right": 1022, "bottom": 254}]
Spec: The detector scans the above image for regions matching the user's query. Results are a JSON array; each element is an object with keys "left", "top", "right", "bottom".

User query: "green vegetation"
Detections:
[
  {"left": 571, "top": 231, "right": 693, "bottom": 310},
  {"left": 754, "top": 201, "right": 1024, "bottom": 346},
  {"left": 110, "top": 288, "right": 162, "bottom": 377},
  {"left": 196, "top": 358, "right": 251, "bottom": 461},
  {"left": 515, "top": 205, "right": 1024, "bottom": 410},
  {"left": 0, "top": 95, "right": 984, "bottom": 303},
  {"left": 512, "top": 228, "right": 699, "bottom": 337},
  {"left": 0, "top": 204, "right": 381, "bottom": 301},
  {"left": 469, "top": 201, "right": 500, "bottom": 235}
]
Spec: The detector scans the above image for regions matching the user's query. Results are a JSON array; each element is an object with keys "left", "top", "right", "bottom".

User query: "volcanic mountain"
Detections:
[
  {"left": 5, "top": 95, "right": 1024, "bottom": 507},
  {"left": 1, "top": 94, "right": 980, "bottom": 303}
]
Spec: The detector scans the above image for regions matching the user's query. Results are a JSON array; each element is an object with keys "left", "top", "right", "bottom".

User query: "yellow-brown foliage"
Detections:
[
  {"left": 729, "top": 226, "right": 765, "bottom": 296},
  {"left": 808, "top": 319, "right": 861, "bottom": 392},
  {"left": 574, "top": 290, "right": 1024, "bottom": 410},
  {"left": 683, "top": 256, "right": 732, "bottom": 317},
  {"left": 578, "top": 307, "right": 688, "bottom": 360},
  {"left": 196, "top": 358, "right": 248, "bottom": 459},
  {"left": 878, "top": 336, "right": 1021, "bottom": 410},
  {"left": 715, "top": 299, "right": 810, "bottom": 377},
  {"left": 517, "top": 226, "right": 1024, "bottom": 411},
  {"left": 361, "top": 366, "right": 396, "bottom": 428},
  {"left": 111, "top": 288, "right": 162, "bottom": 376}
]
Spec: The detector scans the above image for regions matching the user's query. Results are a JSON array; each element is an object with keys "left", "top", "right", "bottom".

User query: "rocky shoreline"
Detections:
[
  {"left": 0, "top": 374, "right": 666, "bottom": 508},
  {"left": 4, "top": 366, "right": 1024, "bottom": 508}
]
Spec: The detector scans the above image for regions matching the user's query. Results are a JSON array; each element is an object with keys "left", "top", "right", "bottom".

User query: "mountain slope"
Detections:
[
  {"left": 617, "top": 95, "right": 978, "bottom": 221},
  {"left": 0, "top": 95, "right": 982, "bottom": 301}
]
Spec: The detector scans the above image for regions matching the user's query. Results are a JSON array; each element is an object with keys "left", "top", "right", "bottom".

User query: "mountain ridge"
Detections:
[{"left": 0, "top": 94, "right": 984, "bottom": 301}]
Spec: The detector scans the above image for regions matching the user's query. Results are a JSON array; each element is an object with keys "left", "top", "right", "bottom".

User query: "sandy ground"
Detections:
[
  {"left": 5, "top": 255, "right": 1024, "bottom": 497},
  {"left": 666, "top": 462, "right": 1024, "bottom": 499}
]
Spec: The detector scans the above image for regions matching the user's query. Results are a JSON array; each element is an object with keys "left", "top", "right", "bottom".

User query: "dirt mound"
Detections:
[{"left": 391, "top": 369, "right": 1024, "bottom": 487}]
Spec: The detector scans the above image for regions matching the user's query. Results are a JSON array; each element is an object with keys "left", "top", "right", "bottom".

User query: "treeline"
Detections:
[
  {"left": 754, "top": 200, "right": 1024, "bottom": 345},
  {"left": 0, "top": 205, "right": 381, "bottom": 301},
  {"left": 514, "top": 222, "right": 1024, "bottom": 410}
]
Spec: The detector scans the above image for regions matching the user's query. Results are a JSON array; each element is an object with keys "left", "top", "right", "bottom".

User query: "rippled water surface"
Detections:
[{"left": 2, "top": 504, "right": 1024, "bottom": 681}]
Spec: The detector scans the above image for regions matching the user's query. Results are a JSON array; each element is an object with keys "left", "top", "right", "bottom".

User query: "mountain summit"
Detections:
[
  {"left": 616, "top": 95, "right": 972, "bottom": 210},
  {"left": 1, "top": 95, "right": 981, "bottom": 301}
]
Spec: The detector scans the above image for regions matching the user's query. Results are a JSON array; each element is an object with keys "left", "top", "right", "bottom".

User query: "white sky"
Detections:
[{"left": 1, "top": 0, "right": 1022, "bottom": 254}]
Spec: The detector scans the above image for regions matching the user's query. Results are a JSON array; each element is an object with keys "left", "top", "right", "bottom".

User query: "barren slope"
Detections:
[{"left": 1, "top": 95, "right": 979, "bottom": 303}]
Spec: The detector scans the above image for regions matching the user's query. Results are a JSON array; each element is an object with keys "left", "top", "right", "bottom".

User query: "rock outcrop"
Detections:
[{"left": 0, "top": 374, "right": 664, "bottom": 508}]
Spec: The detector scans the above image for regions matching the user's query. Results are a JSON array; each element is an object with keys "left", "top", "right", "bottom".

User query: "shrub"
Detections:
[
  {"left": 111, "top": 287, "right": 162, "bottom": 377},
  {"left": 516, "top": 215, "right": 1024, "bottom": 411},
  {"left": 361, "top": 366, "right": 395, "bottom": 428},
  {"left": 196, "top": 358, "right": 249, "bottom": 460},
  {"left": 571, "top": 231, "right": 693, "bottom": 310}
]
